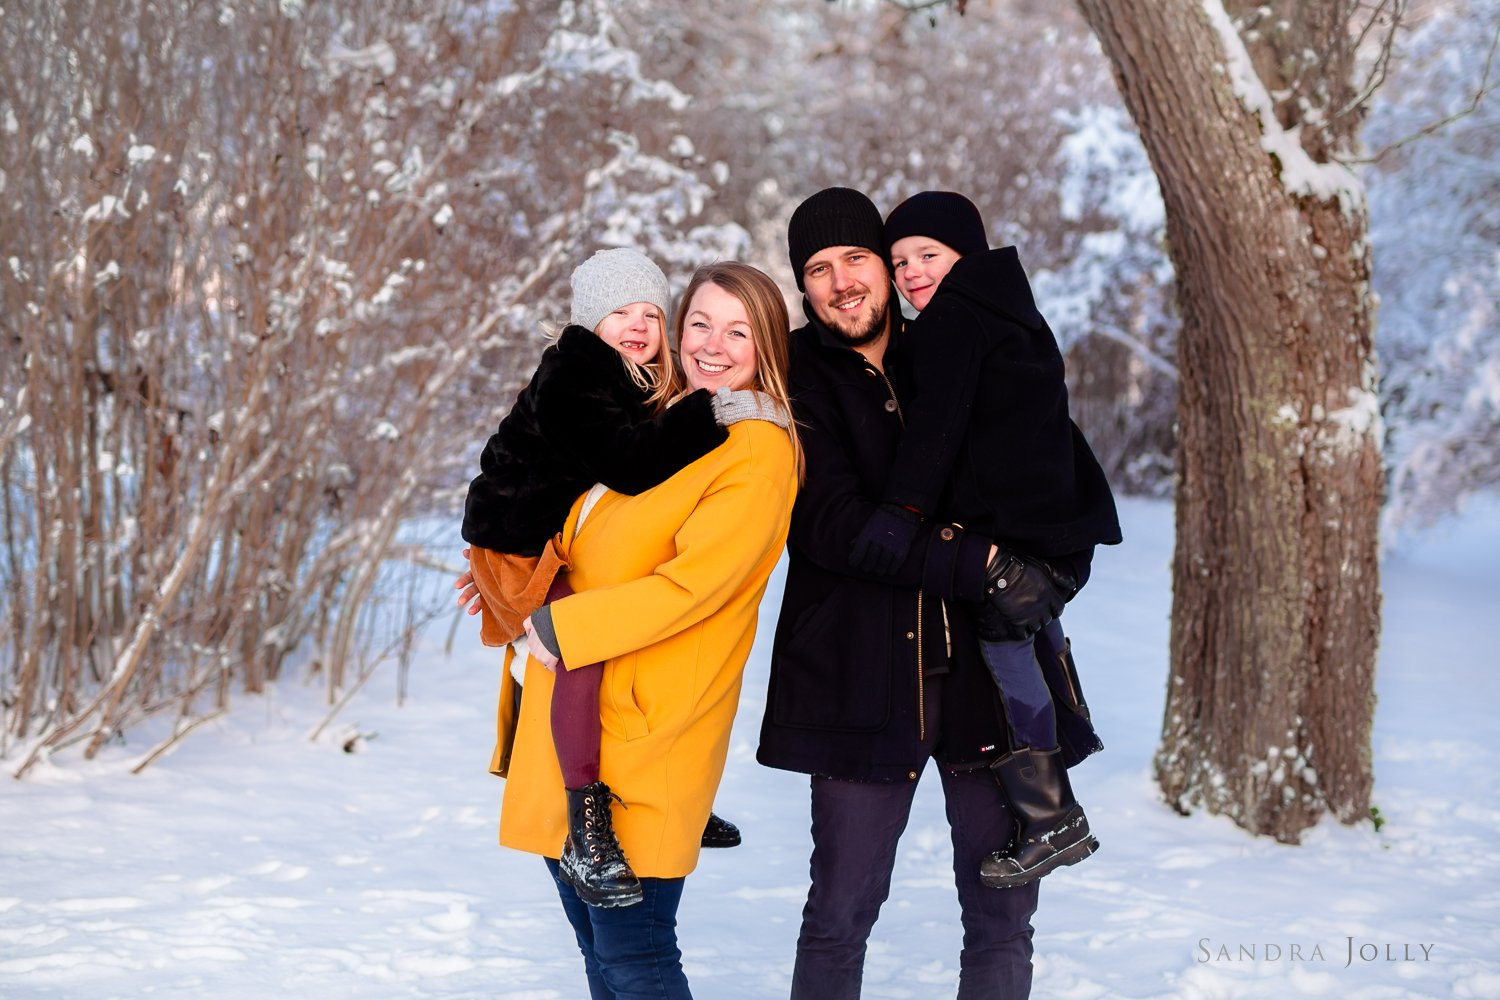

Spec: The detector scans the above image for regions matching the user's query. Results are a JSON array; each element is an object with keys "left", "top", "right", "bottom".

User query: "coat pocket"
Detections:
[
  {"left": 771, "top": 588, "right": 892, "bottom": 732},
  {"left": 600, "top": 652, "right": 651, "bottom": 742}
]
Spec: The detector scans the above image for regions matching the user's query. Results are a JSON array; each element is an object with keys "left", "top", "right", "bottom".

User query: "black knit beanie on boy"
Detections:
[
  {"left": 882, "top": 191, "right": 989, "bottom": 260},
  {"left": 786, "top": 187, "right": 886, "bottom": 290}
]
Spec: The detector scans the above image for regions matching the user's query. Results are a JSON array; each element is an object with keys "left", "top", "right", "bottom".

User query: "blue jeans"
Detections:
[
  {"left": 977, "top": 618, "right": 1066, "bottom": 750},
  {"left": 545, "top": 858, "right": 692, "bottom": 999}
]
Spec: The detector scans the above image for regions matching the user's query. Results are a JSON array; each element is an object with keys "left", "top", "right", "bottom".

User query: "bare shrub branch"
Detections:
[{"left": 2, "top": 0, "right": 742, "bottom": 775}]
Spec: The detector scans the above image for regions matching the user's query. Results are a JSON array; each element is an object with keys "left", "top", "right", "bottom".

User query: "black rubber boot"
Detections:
[
  {"left": 700, "top": 811, "right": 742, "bottom": 849},
  {"left": 558, "top": 782, "right": 643, "bottom": 908},
  {"left": 980, "top": 747, "right": 1099, "bottom": 889}
]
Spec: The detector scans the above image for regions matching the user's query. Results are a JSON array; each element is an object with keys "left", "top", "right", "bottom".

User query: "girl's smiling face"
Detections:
[
  {"left": 594, "top": 301, "right": 665, "bottom": 365},
  {"left": 679, "top": 282, "right": 758, "bottom": 393}
]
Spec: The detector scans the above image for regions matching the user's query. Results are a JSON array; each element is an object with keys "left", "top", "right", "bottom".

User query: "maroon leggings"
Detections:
[{"left": 542, "top": 576, "right": 603, "bottom": 789}]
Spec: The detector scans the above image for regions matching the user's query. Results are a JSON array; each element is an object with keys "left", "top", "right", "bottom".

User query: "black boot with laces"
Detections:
[{"left": 558, "top": 781, "right": 643, "bottom": 908}]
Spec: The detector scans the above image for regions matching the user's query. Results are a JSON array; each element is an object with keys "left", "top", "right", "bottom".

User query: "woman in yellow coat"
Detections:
[{"left": 466, "top": 262, "right": 800, "bottom": 999}]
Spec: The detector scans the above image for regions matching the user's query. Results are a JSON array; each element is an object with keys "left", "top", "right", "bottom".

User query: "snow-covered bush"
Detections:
[
  {"left": 1366, "top": 0, "right": 1500, "bottom": 533},
  {"left": 0, "top": 0, "right": 741, "bottom": 772}
]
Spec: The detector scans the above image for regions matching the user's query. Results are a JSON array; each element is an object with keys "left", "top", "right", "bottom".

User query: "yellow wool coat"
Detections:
[{"left": 496, "top": 420, "right": 795, "bottom": 878}]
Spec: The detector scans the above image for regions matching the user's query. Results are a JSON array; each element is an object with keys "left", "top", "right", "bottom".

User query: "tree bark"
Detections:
[{"left": 1076, "top": 0, "right": 1382, "bottom": 842}]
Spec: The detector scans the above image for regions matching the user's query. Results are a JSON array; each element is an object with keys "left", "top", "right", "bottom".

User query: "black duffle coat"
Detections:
[
  {"left": 883, "top": 247, "right": 1122, "bottom": 560},
  {"left": 757, "top": 303, "right": 1014, "bottom": 782}
]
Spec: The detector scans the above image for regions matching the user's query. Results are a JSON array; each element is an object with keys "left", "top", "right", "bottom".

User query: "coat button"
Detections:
[
  {"left": 907, "top": 770, "right": 918, "bottom": 781},
  {"left": 884, "top": 399, "right": 898, "bottom": 412},
  {"left": 939, "top": 527, "right": 955, "bottom": 541},
  {"left": 905, "top": 631, "right": 915, "bottom": 640}
]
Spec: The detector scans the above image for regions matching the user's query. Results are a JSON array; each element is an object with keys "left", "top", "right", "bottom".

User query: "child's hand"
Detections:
[
  {"left": 974, "top": 548, "right": 1076, "bottom": 642},
  {"left": 454, "top": 547, "right": 483, "bottom": 616},
  {"left": 711, "top": 387, "right": 790, "bottom": 428}
]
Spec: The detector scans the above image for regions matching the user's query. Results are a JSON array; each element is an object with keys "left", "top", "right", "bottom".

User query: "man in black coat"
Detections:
[{"left": 757, "top": 188, "right": 1048, "bottom": 999}]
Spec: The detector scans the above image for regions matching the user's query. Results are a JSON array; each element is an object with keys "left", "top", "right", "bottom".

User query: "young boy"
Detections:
[{"left": 849, "top": 191, "right": 1122, "bottom": 888}]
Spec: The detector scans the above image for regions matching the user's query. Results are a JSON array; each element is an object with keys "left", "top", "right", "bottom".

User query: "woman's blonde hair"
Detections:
[{"left": 673, "top": 262, "right": 804, "bottom": 483}]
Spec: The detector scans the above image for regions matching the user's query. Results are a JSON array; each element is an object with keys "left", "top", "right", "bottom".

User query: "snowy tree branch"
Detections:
[{"left": 1351, "top": 16, "right": 1500, "bottom": 164}]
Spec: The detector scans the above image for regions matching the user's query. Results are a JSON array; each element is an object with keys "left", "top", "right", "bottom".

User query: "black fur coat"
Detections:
[
  {"left": 883, "top": 247, "right": 1121, "bottom": 558},
  {"left": 461, "top": 325, "right": 726, "bottom": 556}
]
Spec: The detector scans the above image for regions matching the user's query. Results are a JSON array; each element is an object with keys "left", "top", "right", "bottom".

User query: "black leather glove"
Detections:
[
  {"left": 849, "top": 503, "right": 922, "bottom": 577},
  {"left": 974, "top": 547, "right": 1079, "bottom": 642}
]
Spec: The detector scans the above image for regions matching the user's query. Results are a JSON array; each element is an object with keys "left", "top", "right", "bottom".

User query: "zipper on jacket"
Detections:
[
  {"left": 873, "top": 366, "right": 905, "bottom": 423},
  {"left": 1059, "top": 639, "right": 1081, "bottom": 710},
  {"left": 872, "top": 360, "right": 923, "bottom": 743},
  {"left": 915, "top": 590, "right": 926, "bottom": 743}
]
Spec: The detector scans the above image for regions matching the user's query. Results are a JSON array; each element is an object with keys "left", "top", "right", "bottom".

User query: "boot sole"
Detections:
[
  {"left": 558, "top": 864, "right": 645, "bottom": 908},
  {"left": 980, "top": 835, "right": 1100, "bottom": 890},
  {"left": 700, "top": 834, "right": 742, "bottom": 849}
]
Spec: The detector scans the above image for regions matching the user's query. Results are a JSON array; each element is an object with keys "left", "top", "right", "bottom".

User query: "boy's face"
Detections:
[{"left": 889, "top": 236, "right": 961, "bottom": 313}]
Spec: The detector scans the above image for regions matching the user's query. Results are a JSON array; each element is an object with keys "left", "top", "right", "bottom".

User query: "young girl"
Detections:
[
  {"left": 460, "top": 248, "right": 770, "bottom": 907},
  {"left": 848, "top": 191, "right": 1122, "bottom": 889}
]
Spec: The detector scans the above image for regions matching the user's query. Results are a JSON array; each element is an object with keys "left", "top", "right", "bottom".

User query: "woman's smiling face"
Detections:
[{"left": 679, "top": 282, "right": 758, "bottom": 393}]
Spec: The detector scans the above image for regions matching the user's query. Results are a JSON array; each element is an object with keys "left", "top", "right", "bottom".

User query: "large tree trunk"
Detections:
[{"left": 1076, "top": 0, "right": 1383, "bottom": 842}]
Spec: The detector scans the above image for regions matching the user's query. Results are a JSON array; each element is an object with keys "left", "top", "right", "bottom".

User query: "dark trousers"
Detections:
[
  {"left": 789, "top": 766, "right": 1040, "bottom": 999},
  {"left": 546, "top": 858, "right": 692, "bottom": 999},
  {"left": 976, "top": 618, "right": 1066, "bottom": 750}
]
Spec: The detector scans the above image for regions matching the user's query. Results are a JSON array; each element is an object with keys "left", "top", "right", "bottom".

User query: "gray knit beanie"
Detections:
[{"left": 569, "top": 248, "right": 672, "bottom": 334}]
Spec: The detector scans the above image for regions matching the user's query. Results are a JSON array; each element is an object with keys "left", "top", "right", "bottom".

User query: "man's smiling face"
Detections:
[{"left": 802, "top": 245, "right": 892, "bottom": 348}]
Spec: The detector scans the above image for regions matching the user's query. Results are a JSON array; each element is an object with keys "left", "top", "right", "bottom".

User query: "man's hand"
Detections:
[
  {"left": 975, "top": 547, "right": 1078, "bottom": 642},
  {"left": 454, "top": 547, "right": 483, "bottom": 616},
  {"left": 849, "top": 503, "right": 922, "bottom": 577}
]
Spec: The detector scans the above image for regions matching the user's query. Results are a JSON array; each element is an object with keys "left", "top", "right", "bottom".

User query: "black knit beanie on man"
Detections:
[
  {"left": 786, "top": 187, "right": 887, "bottom": 291},
  {"left": 882, "top": 191, "right": 989, "bottom": 260}
]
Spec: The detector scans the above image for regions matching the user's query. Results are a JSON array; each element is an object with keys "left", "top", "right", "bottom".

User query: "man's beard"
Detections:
[{"left": 827, "top": 291, "right": 890, "bottom": 347}]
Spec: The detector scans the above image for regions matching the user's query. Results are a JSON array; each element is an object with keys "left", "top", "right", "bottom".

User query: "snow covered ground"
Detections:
[{"left": 3, "top": 496, "right": 1499, "bottom": 999}]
